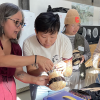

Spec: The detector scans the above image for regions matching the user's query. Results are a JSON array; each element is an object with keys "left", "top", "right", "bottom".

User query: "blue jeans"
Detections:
[{"left": 30, "top": 84, "right": 65, "bottom": 100}]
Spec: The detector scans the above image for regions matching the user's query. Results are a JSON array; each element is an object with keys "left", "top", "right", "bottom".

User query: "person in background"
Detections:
[
  {"left": 62, "top": 9, "right": 91, "bottom": 90},
  {"left": 23, "top": 12, "right": 72, "bottom": 100},
  {"left": 93, "top": 39, "right": 100, "bottom": 84},
  {"left": 0, "top": 3, "right": 53, "bottom": 100}
]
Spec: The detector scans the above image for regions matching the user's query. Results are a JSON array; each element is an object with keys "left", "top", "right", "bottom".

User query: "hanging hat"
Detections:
[{"left": 64, "top": 9, "right": 81, "bottom": 25}]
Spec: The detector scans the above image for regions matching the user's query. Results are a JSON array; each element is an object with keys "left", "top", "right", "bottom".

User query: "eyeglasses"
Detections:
[{"left": 7, "top": 18, "right": 25, "bottom": 28}]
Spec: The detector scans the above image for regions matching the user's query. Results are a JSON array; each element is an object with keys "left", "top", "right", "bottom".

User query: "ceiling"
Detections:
[{"left": 65, "top": 0, "right": 100, "bottom": 7}]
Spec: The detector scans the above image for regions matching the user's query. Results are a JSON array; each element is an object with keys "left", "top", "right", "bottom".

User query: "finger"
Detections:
[
  {"left": 42, "top": 75, "right": 49, "bottom": 79},
  {"left": 55, "top": 64, "right": 66, "bottom": 69},
  {"left": 50, "top": 62, "right": 54, "bottom": 70},
  {"left": 48, "top": 64, "right": 53, "bottom": 71},
  {"left": 39, "top": 65, "right": 47, "bottom": 72},
  {"left": 56, "top": 66, "right": 63, "bottom": 69},
  {"left": 44, "top": 68, "right": 48, "bottom": 72},
  {"left": 80, "top": 60, "right": 83, "bottom": 63},
  {"left": 80, "top": 59, "right": 84, "bottom": 63},
  {"left": 42, "top": 78, "right": 49, "bottom": 86},
  {"left": 43, "top": 61, "right": 52, "bottom": 71},
  {"left": 57, "top": 67, "right": 64, "bottom": 71},
  {"left": 39, "top": 76, "right": 48, "bottom": 82},
  {"left": 50, "top": 61, "right": 53, "bottom": 67},
  {"left": 45, "top": 65, "right": 51, "bottom": 72}
]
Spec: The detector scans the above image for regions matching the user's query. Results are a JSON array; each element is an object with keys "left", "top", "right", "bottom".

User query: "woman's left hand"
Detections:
[
  {"left": 81, "top": 55, "right": 85, "bottom": 64},
  {"left": 55, "top": 61, "right": 66, "bottom": 72}
]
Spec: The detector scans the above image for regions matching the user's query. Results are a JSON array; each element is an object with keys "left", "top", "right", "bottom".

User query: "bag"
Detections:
[
  {"left": 69, "top": 89, "right": 91, "bottom": 100},
  {"left": 47, "top": 5, "right": 69, "bottom": 13}
]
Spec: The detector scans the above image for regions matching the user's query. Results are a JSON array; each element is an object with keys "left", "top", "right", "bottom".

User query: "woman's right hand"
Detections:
[{"left": 36, "top": 56, "right": 53, "bottom": 72}]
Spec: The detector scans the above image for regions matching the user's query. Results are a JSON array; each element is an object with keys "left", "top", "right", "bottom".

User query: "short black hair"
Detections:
[{"left": 35, "top": 12, "right": 60, "bottom": 34}]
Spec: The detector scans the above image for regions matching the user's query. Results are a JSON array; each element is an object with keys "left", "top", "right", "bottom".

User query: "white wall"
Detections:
[
  {"left": 0, "top": 0, "right": 18, "bottom": 5},
  {"left": 93, "top": 6, "right": 100, "bottom": 26},
  {"left": 30, "top": 0, "right": 72, "bottom": 17},
  {"left": 30, "top": 0, "right": 100, "bottom": 26}
]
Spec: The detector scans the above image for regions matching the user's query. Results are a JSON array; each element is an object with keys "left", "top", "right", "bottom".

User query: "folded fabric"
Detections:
[
  {"left": 69, "top": 89, "right": 91, "bottom": 100},
  {"left": 84, "top": 90, "right": 100, "bottom": 100}
]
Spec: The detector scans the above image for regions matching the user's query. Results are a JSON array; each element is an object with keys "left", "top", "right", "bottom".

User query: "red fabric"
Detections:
[
  {"left": 0, "top": 40, "right": 22, "bottom": 77},
  {"left": 0, "top": 40, "right": 22, "bottom": 100}
]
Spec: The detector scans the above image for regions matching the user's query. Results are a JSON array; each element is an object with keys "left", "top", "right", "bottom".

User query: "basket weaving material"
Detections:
[{"left": 49, "top": 70, "right": 66, "bottom": 91}]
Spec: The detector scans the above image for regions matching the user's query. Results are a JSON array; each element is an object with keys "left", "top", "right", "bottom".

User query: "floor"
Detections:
[{"left": 17, "top": 90, "right": 31, "bottom": 100}]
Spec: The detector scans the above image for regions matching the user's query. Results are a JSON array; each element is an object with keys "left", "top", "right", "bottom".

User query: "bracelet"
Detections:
[
  {"left": 35, "top": 55, "right": 37, "bottom": 65},
  {"left": 34, "top": 55, "right": 37, "bottom": 68},
  {"left": 32, "top": 55, "right": 37, "bottom": 67}
]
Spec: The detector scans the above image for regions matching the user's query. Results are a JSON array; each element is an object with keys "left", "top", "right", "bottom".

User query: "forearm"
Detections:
[
  {"left": 14, "top": 71, "right": 37, "bottom": 84},
  {"left": 84, "top": 51, "right": 91, "bottom": 61},
  {"left": 0, "top": 55, "right": 35, "bottom": 68},
  {"left": 84, "top": 39, "right": 91, "bottom": 61},
  {"left": 28, "top": 67, "right": 42, "bottom": 76}
]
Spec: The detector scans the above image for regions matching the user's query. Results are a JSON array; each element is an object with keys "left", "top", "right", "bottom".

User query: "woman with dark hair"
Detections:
[
  {"left": 23, "top": 12, "right": 72, "bottom": 100},
  {"left": 0, "top": 3, "right": 53, "bottom": 100}
]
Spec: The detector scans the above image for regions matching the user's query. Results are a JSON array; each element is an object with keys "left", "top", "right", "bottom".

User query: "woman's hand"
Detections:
[
  {"left": 35, "top": 75, "right": 49, "bottom": 86},
  {"left": 81, "top": 55, "right": 85, "bottom": 64},
  {"left": 55, "top": 61, "right": 66, "bottom": 72},
  {"left": 36, "top": 56, "right": 53, "bottom": 72}
]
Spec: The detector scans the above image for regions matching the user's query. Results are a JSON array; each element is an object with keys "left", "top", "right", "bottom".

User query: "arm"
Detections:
[
  {"left": 26, "top": 64, "right": 44, "bottom": 76},
  {"left": 14, "top": 67, "right": 49, "bottom": 86},
  {"left": 83, "top": 38, "right": 91, "bottom": 61},
  {"left": 0, "top": 46, "right": 53, "bottom": 71},
  {"left": 0, "top": 46, "right": 35, "bottom": 67}
]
